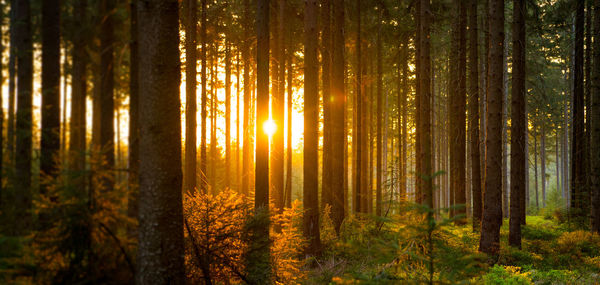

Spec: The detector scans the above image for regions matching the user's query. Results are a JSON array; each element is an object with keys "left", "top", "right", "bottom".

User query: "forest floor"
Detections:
[{"left": 306, "top": 212, "right": 600, "bottom": 284}]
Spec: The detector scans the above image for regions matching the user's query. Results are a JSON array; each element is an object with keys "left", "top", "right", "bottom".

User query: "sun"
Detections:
[{"left": 263, "top": 119, "right": 277, "bottom": 138}]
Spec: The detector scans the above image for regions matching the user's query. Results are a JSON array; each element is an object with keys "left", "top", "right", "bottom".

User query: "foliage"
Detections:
[
  {"left": 1, "top": 152, "right": 136, "bottom": 284},
  {"left": 480, "top": 265, "right": 531, "bottom": 285},
  {"left": 183, "top": 189, "right": 306, "bottom": 284}
]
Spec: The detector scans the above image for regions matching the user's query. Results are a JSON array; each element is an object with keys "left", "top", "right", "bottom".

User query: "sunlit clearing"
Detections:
[{"left": 263, "top": 119, "right": 276, "bottom": 138}]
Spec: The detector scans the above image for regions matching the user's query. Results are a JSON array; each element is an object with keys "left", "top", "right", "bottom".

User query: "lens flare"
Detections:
[{"left": 263, "top": 119, "right": 276, "bottom": 137}]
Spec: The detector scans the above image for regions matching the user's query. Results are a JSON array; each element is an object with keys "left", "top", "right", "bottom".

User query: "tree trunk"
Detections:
[
  {"left": 303, "top": 0, "right": 321, "bottom": 255},
  {"left": 200, "top": 0, "right": 208, "bottom": 193},
  {"left": 479, "top": 0, "right": 504, "bottom": 255},
  {"left": 331, "top": 0, "right": 346, "bottom": 233},
  {"left": 285, "top": 39, "right": 293, "bottom": 208},
  {"left": 241, "top": 0, "right": 251, "bottom": 196},
  {"left": 541, "top": 124, "right": 546, "bottom": 208},
  {"left": 354, "top": 0, "right": 362, "bottom": 213},
  {"left": 225, "top": 40, "right": 231, "bottom": 190},
  {"left": 509, "top": 0, "right": 525, "bottom": 248},
  {"left": 14, "top": 0, "right": 34, "bottom": 235},
  {"left": 210, "top": 45, "right": 217, "bottom": 193},
  {"left": 41, "top": 0, "right": 61, "bottom": 194},
  {"left": 136, "top": 1, "right": 185, "bottom": 282},
  {"left": 270, "top": 0, "right": 285, "bottom": 213},
  {"left": 419, "top": 0, "right": 433, "bottom": 209},
  {"left": 99, "top": 0, "right": 115, "bottom": 192},
  {"left": 248, "top": 0, "right": 271, "bottom": 282},
  {"left": 591, "top": 0, "right": 600, "bottom": 233},
  {"left": 571, "top": 0, "right": 587, "bottom": 222},
  {"left": 468, "top": 0, "right": 482, "bottom": 231},
  {"left": 321, "top": 0, "right": 332, "bottom": 211},
  {"left": 376, "top": 8, "right": 383, "bottom": 217},
  {"left": 534, "top": 126, "right": 539, "bottom": 209},
  {"left": 184, "top": 0, "right": 197, "bottom": 193}
]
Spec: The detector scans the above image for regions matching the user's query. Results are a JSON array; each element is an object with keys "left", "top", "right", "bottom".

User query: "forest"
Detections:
[{"left": 1, "top": 0, "right": 600, "bottom": 283}]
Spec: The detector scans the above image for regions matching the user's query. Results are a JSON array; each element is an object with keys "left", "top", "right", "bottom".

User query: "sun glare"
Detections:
[{"left": 263, "top": 119, "right": 277, "bottom": 138}]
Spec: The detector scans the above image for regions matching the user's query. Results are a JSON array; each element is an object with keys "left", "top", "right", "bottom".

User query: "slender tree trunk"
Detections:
[
  {"left": 279, "top": 0, "right": 288, "bottom": 207},
  {"left": 236, "top": 50, "right": 241, "bottom": 191},
  {"left": 571, "top": 0, "right": 586, "bottom": 221},
  {"left": 285, "top": 34, "right": 293, "bottom": 208},
  {"left": 136, "top": 1, "right": 184, "bottom": 282},
  {"left": 509, "top": 0, "right": 526, "bottom": 247},
  {"left": 270, "top": 0, "right": 285, "bottom": 213},
  {"left": 479, "top": 0, "right": 504, "bottom": 255},
  {"left": 541, "top": 124, "right": 546, "bottom": 208},
  {"left": 468, "top": 0, "right": 482, "bottom": 231},
  {"left": 331, "top": 0, "right": 346, "bottom": 233},
  {"left": 241, "top": 0, "right": 251, "bottom": 196},
  {"left": 534, "top": 126, "right": 539, "bottom": 209},
  {"left": 225, "top": 40, "right": 231, "bottom": 190},
  {"left": 400, "top": 40, "right": 408, "bottom": 202},
  {"left": 502, "top": 34, "right": 509, "bottom": 219},
  {"left": 419, "top": 0, "right": 433, "bottom": 208},
  {"left": 200, "top": 0, "right": 208, "bottom": 193},
  {"left": 449, "top": 0, "right": 467, "bottom": 222},
  {"left": 303, "top": 0, "right": 321, "bottom": 255},
  {"left": 248, "top": 0, "right": 271, "bottom": 282},
  {"left": 184, "top": 0, "right": 197, "bottom": 193},
  {"left": 376, "top": 8, "right": 383, "bottom": 216},
  {"left": 591, "top": 0, "right": 600, "bottom": 233},
  {"left": 210, "top": 45, "right": 217, "bottom": 192},
  {"left": 14, "top": 0, "right": 33, "bottom": 235},
  {"left": 321, "top": 0, "right": 332, "bottom": 211},
  {"left": 41, "top": 0, "right": 61, "bottom": 194},
  {"left": 354, "top": 0, "right": 362, "bottom": 213},
  {"left": 99, "top": 0, "right": 115, "bottom": 192}
]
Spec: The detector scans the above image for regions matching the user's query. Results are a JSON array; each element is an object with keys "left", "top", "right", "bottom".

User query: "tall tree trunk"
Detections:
[
  {"left": 376, "top": 8, "right": 383, "bottom": 216},
  {"left": 419, "top": 0, "right": 433, "bottom": 208},
  {"left": 136, "top": 1, "right": 185, "bottom": 282},
  {"left": 303, "top": 0, "right": 321, "bottom": 255},
  {"left": 479, "top": 0, "right": 504, "bottom": 255},
  {"left": 415, "top": 0, "right": 422, "bottom": 204},
  {"left": 41, "top": 0, "right": 61, "bottom": 194},
  {"left": 127, "top": 0, "right": 139, "bottom": 235},
  {"left": 200, "top": 0, "right": 208, "bottom": 193},
  {"left": 450, "top": 0, "right": 467, "bottom": 222},
  {"left": 14, "top": 0, "right": 33, "bottom": 235},
  {"left": 184, "top": 0, "right": 197, "bottom": 193},
  {"left": 541, "top": 124, "right": 546, "bottom": 208},
  {"left": 321, "top": 0, "right": 332, "bottom": 211},
  {"left": 99, "top": 0, "right": 115, "bottom": 192},
  {"left": 534, "top": 126, "right": 539, "bottom": 209},
  {"left": 331, "top": 0, "right": 346, "bottom": 233},
  {"left": 225, "top": 40, "right": 231, "bottom": 190},
  {"left": 571, "top": 0, "right": 587, "bottom": 222},
  {"left": 400, "top": 40, "right": 408, "bottom": 202},
  {"left": 502, "top": 33, "right": 509, "bottom": 219},
  {"left": 468, "top": 0, "right": 482, "bottom": 231},
  {"left": 591, "top": 0, "right": 600, "bottom": 233},
  {"left": 270, "top": 0, "right": 284, "bottom": 213},
  {"left": 236, "top": 50, "right": 241, "bottom": 191},
  {"left": 241, "top": 0, "right": 251, "bottom": 196},
  {"left": 285, "top": 38, "right": 293, "bottom": 207},
  {"left": 354, "top": 0, "right": 362, "bottom": 213},
  {"left": 210, "top": 45, "right": 217, "bottom": 193},
  {"left": 509, "top": 0, "right": 526, "bottom": 247},
  {"left": 248, "top": 0, "right": 271, "bottom": 282},
  {"left": 279, "top": 0, "right": 288, "bottom": 207}
]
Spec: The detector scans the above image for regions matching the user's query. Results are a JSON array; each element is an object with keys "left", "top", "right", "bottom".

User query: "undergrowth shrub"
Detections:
[
  {"left": 183, "top": 189, "right": 306, "bottom": 284},
  {"left": 480, "top": 265, "right": 531, "bottom": 285}
]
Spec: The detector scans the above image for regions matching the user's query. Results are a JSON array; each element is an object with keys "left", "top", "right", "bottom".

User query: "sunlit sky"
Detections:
[{"left": 3, "top": 44, "right": 306, "bottom": 159}]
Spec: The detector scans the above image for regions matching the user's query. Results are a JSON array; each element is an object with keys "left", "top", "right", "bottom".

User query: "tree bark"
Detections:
[
  {"left": 376, "top": 7, "right": 383, "bottom": 217},
  {"left": 468, "top": 0, "right": 482, "bottom": 231},
  {"left": 41, "top": 0, "right": 61, "bottom": 194},
  {"left": 303, "top": 0, "right": 321, "bottom": 255},
  {"left": 248, "top": 0, "right": 271, "bottom": 282},
  {"left": 99, "top": 0, "right": 116, "bottom": 192},
  {"left": 571, "top": 0, "right": 587, "bottom": 222},
  {"left": 136, "top": 1, "right": 185, "bottom": 283},
  {"left": 330, "top": 0, "right": 346, "bottom": 233},
  {"left": 479, "top": 0, "right": 504, "bottom": 255},
  {"left": 184, "top": 0, "right": 197, "bottom": 193},
  {"left": 241, "top": 0, "right": 251, "bottom": 196},
  {"left": 321, "top": 0, "right": 332, "bottom": 211},
  {"left": 14, "top": 0, "right": 34, "bottom": 235},
  {"left": 509, "top": 0, "right": 526, "bottom": 248},
  {"left": 591, "top": 0, "right": 600, "bottom": 233},
  {"left": 270, "top": 0, "right": 285, "bottom": 213}
]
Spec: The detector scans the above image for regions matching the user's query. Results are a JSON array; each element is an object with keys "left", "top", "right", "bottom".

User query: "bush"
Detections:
[
  {"left": 480, "top": 265, "right": 531, "bottom": 285},
  {"left": 183, "top": 189, "right": 306, "bottom": 284}
]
